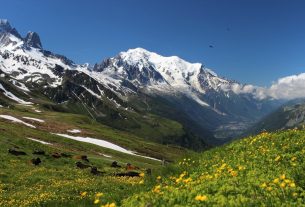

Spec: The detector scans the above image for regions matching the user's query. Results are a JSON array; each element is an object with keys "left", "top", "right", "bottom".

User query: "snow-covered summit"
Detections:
[
  {"left": 120, "top": 48, "right": 204, "bottom": 90},
  {"left": 94, "top": 47, "right": 232, "bottom": 95},
  {"left": 119, "top": 48, "right": 202, "bottom": 76}
]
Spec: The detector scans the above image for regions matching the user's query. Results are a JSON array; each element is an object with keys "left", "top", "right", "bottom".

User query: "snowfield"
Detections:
[
  {"left": 27, "top": 137, "right": 52, "bottom": 145},
  {"left": 0, "top": 83, "right": 32, "bottom": 105},
  {"left": 22, "top": 117, "right": 45, "bottom": 123},
  {"left": 67, "top": 129, "right": 81, "bottom": 133},
  {"left": 54, "top": 133, "right": 161, "bottom": 161},
  {"left": 0, "top": 115, "right": 36, "bottom": 128}
]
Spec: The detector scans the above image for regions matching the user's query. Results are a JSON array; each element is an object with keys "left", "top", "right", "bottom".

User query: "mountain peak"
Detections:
[
  {"left": 119, "top": 48, "right": 202, "bottom": 68},
  {"left": 0, "top": 19, "right": 22, "bottom": 40},
  {"left": 119, "top": 47, "right": 153, "bottom": 62},
  {"left": 126, "top": 47, "right": 151, "bottom": 54},
  {"left": 0, "top": 19, "right": 12, "bottom": 32},
  {"left": 24, "top": 31, "right": 43, "bottom": 49}
]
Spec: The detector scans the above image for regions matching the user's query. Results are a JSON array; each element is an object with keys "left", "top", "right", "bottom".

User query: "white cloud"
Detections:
[
  {"left": 221, "top": 83, "right": 257, "bottom": 96},
  {"left": 259, "top": 73, "right": 305, "bottom": 100},
  {"left": 224, "top": 73, "right": 305, "bottom": 100}
]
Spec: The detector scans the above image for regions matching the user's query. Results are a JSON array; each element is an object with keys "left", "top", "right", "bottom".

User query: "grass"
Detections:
[
  {"left": 0, "top": 104, "right": 191, "bottom": 207},
  {"left": 2, "top": 103, "right": 305, "bottom": 206},
  {"left": 1, "top": 104, "right": 189, "bottom": 161},
  {"left": 122, "top": 129, "right": 305, "bottom": 206}
]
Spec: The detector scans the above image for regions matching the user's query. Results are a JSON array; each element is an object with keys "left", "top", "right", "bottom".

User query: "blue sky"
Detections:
[{"left": 1, "top": 0, "right": 305, "bottom": 86}]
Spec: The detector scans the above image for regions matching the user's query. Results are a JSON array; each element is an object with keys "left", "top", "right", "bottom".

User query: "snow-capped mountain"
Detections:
[
  {"left": 91, "top": 48, "right": 281, "bottom": 142},
  {"left": 92, "top": 48, "right": 245, "bottom": 111},
  {"left": 0, "top": 19, "right": 281, "bottom": 146},
  {"left": 94, "top": 48, "right": 233, "bottom": 94},
  {"left": 0, "top": 20, "right": 81, "bottom": 87}
]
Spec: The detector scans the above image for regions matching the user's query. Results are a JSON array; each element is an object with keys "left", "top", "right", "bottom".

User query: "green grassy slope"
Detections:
[
  {"left": 3, "top": 102, "right": 305, "bottom": 206},
  {"left": 0, "top": 105, "right": 192, "bottom": 207},
  {"left": 123, "top": 129, "right": 305, "bottom": 206},
  {"left": 1, "top": 104, "right": 189, "bottom": 161}
]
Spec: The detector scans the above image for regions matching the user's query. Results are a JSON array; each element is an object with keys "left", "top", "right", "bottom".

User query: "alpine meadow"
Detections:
[{"left": 1, "top": 1, "right": 305, "bottom": 206}]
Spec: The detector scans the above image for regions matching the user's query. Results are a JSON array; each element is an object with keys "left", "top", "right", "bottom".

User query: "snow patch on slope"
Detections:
[
  {"left": 10, "top": 80, "right": 30, "bottom": 92},
  {"left": 67, "top": 129, "right": 81, "bottom": 134},
  {"left": 81, "top": 85, "right": 102, "bottom": 99},
  {"left": 27, "top": 137, "right": 51, "bottom": 145},
  {"left": 54, "top": 133, "right": 161, "bottom": 161},
  {"left": 0, "top": 115, "right": 36, "bottom": 128},
  {"left": 22, "top": 117, "right": 45, "bottom": 123},
  {"left": 0, "top": 83, "right": 32, "bottom": 104}
]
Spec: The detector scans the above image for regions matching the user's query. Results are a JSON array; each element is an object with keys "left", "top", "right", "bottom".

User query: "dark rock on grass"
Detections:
[
  {"left": 126, "top": 163, "right": 140, "bottom": 170},
  {"left": 115, "top": 171, "right": 140, "bottom": 177},
  {"left": 111, "top": 161, "right": 121, "bottom": 168},
  {"left": 91, "top": 167, "right": 105, "bottom": 176},
  {"left": 73, "top": 155, "right": 89, "bottom": 162},
  {"left": 8, "top": 149, "right": 26, "bottom": 156},
  {"left": 81, "top": 155, "right": 89, "bottom": 162},
  {"left": 33, "top": 150, "right": 45, "bottom": 155},
  {"left": 76, "top": 161, "right": 91, "bottom": 169},
  {"left": 31, "top": 158, "right": 41, "bottom": 166},
  {"left": 52, "top": 152, "right": 61, "bottom": 158}
]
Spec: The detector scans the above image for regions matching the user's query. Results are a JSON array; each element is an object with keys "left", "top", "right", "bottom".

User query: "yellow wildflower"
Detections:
[
  {"left": 284, "top": 179, "right": 291, "bottom": 184},
  {"left": 273, "top": 178, "right": 279, "bottom": 184},
  {"left": 180, "top": 171, "right": 187, "bottom": 178},
  {"left": 260, "top": 183, "right": 267, "bottom": 188},
  {"left": 101, "top": 203, "right": 116, "bottom": 207},
  {"left": 238, "top": 166, "right": 245, "bottom": 170},
  {"left": 183, "top": 178, "right": 192, "bottom": 184},
  {"left": 280, "top": 174, "right": 286, "bottom": 180},
  {"left": 230, "top": 171, "right": 237, "bottom": 177},
  {"left": 220, "top": 163, "right": 227, "bottom": 169},
  {"left": 175, "top": 178, "right": 182, "bottom": 183},
  {"left": 96, "top": 193, "right": 104, "bottom": 197},
  {"left": 280, "top": 182, "right": 286, "bottom": 188},
  {"left": 157, "top": 176, "right": 162, "bottom": 180},
  {"left": 94, "top": 199, "right": 100, "bottom": 204},
  {"left": 274, "top": 156, "right": 281, "bottom": 161},
  {"left": 290, "top": 182, "right": 296, "bottom": 188},
  {"left": 153, "top": 185, "right": 161, "bottom": 194},
  {"left": 139, "top": 172, "right": 145, "bottom": 177},
  {"left": 80, "top": 191, "right": 87, "bottom": 197},
  {"left": 195, "top": 195, "right": 208, "bottom": 201}
]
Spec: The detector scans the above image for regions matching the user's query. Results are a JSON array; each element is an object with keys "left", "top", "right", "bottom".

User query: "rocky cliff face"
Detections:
[{"left": 24, "top": 31, "right": 42, "bottom": 49}]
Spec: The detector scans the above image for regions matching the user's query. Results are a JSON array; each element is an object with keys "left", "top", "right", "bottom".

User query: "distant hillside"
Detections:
[{"left": 245, "top": 99, "right": 305, "bottom": 135}]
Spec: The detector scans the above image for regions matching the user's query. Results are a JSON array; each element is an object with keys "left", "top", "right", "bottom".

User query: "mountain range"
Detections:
[{"left": 0, "top": 19, "right": 284, "bottom": 148}]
